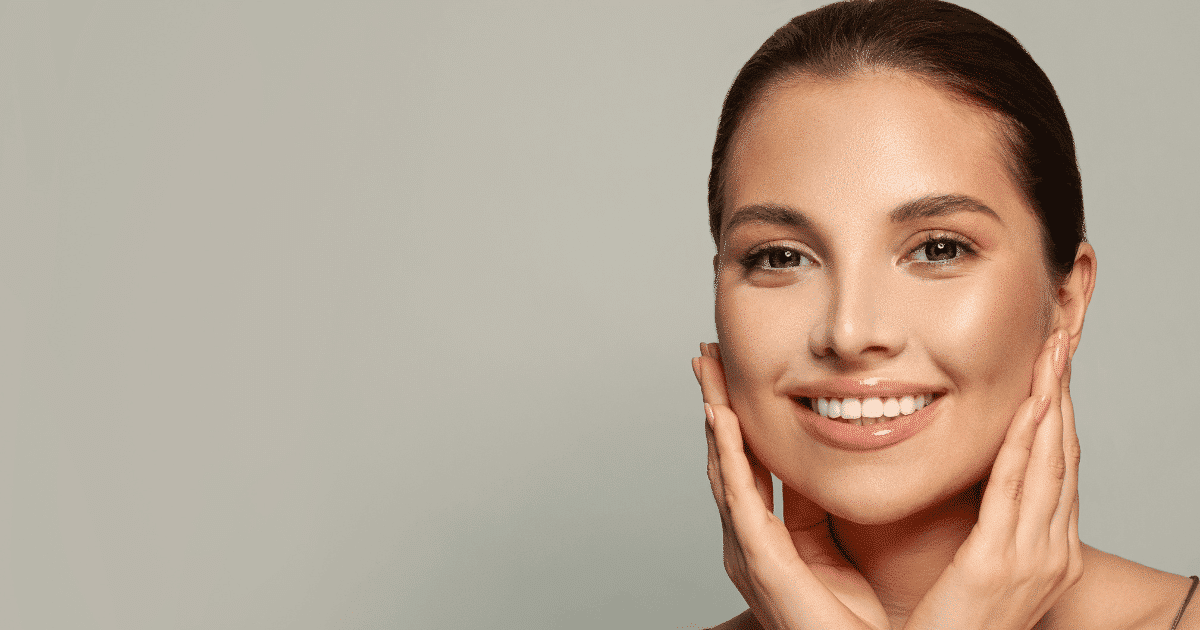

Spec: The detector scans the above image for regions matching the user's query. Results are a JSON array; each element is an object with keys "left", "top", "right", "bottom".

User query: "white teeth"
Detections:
[{"left": 813, "top": 394, "right": 936, "bottom": 423}]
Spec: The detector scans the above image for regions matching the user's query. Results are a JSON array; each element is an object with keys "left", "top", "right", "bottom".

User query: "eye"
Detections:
[
  {"left": 742, "top": 246, "right": 814, "bottom": 271},
  {"left": 908, "top": 236, "right": 975, "bottom": 263}
]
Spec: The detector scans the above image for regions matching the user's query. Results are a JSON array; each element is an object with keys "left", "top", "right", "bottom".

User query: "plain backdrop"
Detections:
[{"left": 1, "top": 1, "right": 1197, "bottom": 628}]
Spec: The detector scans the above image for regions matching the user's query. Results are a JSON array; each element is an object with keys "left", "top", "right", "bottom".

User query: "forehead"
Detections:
[{"left": 723, "top": 72, "right": 1030, "bottom": 232}]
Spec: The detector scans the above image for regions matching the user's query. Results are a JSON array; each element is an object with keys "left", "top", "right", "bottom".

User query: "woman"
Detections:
[{"left": 690, "top": 1, "right": 1197, "bottom": 629}]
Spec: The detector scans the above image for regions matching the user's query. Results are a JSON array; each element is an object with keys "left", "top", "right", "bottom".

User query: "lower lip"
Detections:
[{"left": 795, "top": 397, "right": 940, "bottom": 451}]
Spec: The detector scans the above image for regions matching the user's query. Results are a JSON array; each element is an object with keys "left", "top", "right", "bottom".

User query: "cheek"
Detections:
[
  {"left": 918, "top": 262, "right": 1052, "bottom": 415},
  {"left": 715, "top": 280, "right": 826, "bottom": 477},
  {"left": 715, "top": 282, "right": 816, "bottom": 395}
]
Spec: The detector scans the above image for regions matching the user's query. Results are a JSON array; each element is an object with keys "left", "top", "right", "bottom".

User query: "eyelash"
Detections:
[
  {"left": 740, "top": 245, "right": 815, "bottom": 271},
  {"left": 738, "top": 233, "right": 977, "bottom": 272},
  {"left": 906, "top": 233, "right": 977, "bottom": 264}
]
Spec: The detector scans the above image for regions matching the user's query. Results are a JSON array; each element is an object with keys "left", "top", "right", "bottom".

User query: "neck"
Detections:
[{"left": 830, "top": 481, "right": 984, "bottom": 628}]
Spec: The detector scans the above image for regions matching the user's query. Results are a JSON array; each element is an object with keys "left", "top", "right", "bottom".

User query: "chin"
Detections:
[{"left": 798, "top": 464, "right": 987, "bottom": 527}]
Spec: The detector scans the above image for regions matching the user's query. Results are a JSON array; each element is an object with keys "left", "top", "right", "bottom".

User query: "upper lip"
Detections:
[{"left": 783, "top": 377, "right": 947, "bottom": 400}]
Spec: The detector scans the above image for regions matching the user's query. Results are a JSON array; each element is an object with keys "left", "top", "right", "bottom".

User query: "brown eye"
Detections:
[
  {"left": 740, "top": 246, "right": 815, "bottom": 271},
  {"left": 766, "top": 248, "right": 804, "bottom": 268},
  {"left": 924, "top": 240, "right": 958, "bottom": 261},
  {"left": 910, "top": 237, "right": 972, "bottom": 263}
]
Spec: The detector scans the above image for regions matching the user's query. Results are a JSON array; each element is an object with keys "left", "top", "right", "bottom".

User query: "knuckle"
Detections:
[
  {"left": 724, "top": 487, "right": 742, "bottom": 510},
  {"left": 1046, "top": 454, "right": 1067, "bottom": 480},
  {"left": 1065, "top": 437, "right": 1082, "bottom": 467},
  {"left": 1003, "top": 475, "right": 1024, "bottom": 502}
]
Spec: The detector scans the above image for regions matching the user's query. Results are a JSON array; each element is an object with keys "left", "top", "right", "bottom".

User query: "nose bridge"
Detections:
[{"left": 810, "top": 259, "right": 902, "bottom": 361}]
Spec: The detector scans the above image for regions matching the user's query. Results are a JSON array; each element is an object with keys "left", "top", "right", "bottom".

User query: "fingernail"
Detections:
[
  {"left": 1035, "top": 395, "right": 1051, "bottom": 424},
  {"left": 704, "top": 403, "right": 715, "bottom": 426},
  {"left": 692, "top": 357, "right": 701, "bottom": 384}
]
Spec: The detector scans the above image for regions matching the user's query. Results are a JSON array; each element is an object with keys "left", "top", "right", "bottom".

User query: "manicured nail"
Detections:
[
  {"left": 1035, "top": 395, "right": 1052, "bottom": 424},
  {"left": 692, "top": 357, "right": 702, "bottom": 384},
  {"left": 704, "top": 402, "right": 715, "bottom": 426}
]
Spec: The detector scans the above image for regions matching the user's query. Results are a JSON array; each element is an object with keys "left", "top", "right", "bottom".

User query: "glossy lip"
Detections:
[
  {"left": 784, "top": 377, "right": 945, "bottom": 401},
  {"left": 785, "top": 378, "right": 945, "bottom": 451}
]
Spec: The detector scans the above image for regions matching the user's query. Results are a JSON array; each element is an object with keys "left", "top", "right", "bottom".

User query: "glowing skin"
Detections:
[{"left": 714, "top": 72, "right": 1057, "bottom": 525}]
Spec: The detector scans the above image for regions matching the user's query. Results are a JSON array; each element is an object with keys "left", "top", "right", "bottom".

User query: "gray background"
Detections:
[{"left": 1, "top": 1, "right": 1196, "bottom": 628}]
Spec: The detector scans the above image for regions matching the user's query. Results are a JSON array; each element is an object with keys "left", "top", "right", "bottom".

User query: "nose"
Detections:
[{"left": 808, "top": 266, "right": 907, "bottom": 364}]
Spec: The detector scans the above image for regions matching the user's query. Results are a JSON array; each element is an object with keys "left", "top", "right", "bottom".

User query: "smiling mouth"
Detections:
[{"left": 797, "top": 394, "right": 940, "bottom": 426}]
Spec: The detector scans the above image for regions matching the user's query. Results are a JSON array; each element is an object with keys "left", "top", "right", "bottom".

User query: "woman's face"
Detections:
[{"left": 715, "top": 72, "right": 1060, "bottom": 525}]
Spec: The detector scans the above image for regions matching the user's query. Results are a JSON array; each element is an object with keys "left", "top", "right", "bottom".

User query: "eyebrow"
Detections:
[
  {"left": 722, "top": 194, "right": 1002, "bottom": 237},
  {"left": 888, "top": 194, "right": 1003, "bottom": 224},
  {"left": 723, "top": 203, "right": 814, "bottom": 236}
]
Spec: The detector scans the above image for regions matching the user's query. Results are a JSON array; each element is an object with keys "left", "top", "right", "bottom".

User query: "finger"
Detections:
[
  {"left": 710, "top": 403, "right": 875, "bottom": 629},
  {"left": 1051, "top": 357, "right": 1080, "bottom": 536},
  {"left": 692, "top": 356, "right": 702, "bottom": 387},
  {"left": 708, "top": 401, "right": 774, "bottom": 536},
  {"left": 1068, "top": 494, "right": 1082, "bottom": 575},
  {"left": 700, "top": 348, "right": 769, "bottom": 520},
  {"left": 746, "top": 446, "right": 774, "bottom": 514},
  {"left": 706, "top": 408, "right": 736, "bottom": 535},
  {"left": 976, "top": 334, "right": 1058, "bottom": 539},
  {"left": 1018, "top": 330, "right": 1069, "bottom": 538},
  {"left": 975, "top": 393, "right": 1050, "bottom": 539},
  {"left": 697, "top": 354, "right": 731, "bottom": 407}
]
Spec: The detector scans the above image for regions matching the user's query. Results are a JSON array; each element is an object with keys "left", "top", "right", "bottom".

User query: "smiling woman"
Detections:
[{"left": 691, "top": 1, "right": 1198, "bottom": 629}]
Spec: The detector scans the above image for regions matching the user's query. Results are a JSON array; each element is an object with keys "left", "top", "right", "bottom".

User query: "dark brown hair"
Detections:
[{"left": 708, "top": 0, "right": 1085, "bottom": 282}]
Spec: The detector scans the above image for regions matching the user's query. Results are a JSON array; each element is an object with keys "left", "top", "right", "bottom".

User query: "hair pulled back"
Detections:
[{"left": 708, "top": 0, "right": 1085, "bottom": 282}]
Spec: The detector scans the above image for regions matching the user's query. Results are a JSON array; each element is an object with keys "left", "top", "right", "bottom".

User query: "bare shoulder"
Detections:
[
  {"left": 706, "top": 609, "right": 761, "bottom": 630},
  {"left": 1046, "top": 544, "right": 1197, "bottom": 630}
]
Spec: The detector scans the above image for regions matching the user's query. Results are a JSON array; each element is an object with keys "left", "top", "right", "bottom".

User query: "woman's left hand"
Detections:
[{"left": 903, "top": 330, "right": 1084, "bottom": 630}]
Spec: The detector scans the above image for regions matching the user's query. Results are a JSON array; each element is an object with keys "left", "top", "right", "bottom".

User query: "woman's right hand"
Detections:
[{"left": 694, "top": 343, "right": 891, "bottom": 630}]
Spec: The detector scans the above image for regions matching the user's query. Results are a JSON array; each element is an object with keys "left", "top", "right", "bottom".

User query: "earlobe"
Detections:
[{"left": 1058, "top": 243, "right": 1097, "bottom": 357}]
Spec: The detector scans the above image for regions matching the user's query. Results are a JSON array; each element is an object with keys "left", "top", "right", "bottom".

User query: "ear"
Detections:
[{"left": 1054, "top": 242, "right": 1097, "bottom": 359}]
